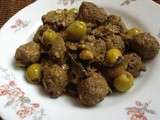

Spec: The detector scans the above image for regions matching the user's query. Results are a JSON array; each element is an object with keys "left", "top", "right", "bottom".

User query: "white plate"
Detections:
[{"left": 0, "top": 0, "right": 160, "bottom": 120}]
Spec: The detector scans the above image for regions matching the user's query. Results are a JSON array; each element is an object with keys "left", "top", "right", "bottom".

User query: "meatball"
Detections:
[
  {"left": 42, "top": 9, "right": 77, "bottom": 31},
  {"left": 15, "top": 41, "right": 40, "bottom": 67},
  {"left": 77, "top": 2, "right": 107, "bottom": 24},
  {"left": 79, "top": 35, "right": 106, "bottom": 63},
  {"left": 93, "top": 39, "right": 106, "bottom": 62},
  {"left": 107, "top": 15, "right": 128, "bottom": 33},
  {"left": 78, "top": 72, "right": 109, "bottom": 106},
  {"left": 91, "top": 24, "right": 121, "bottom": 38},
  {"left": 42, "top": 64, "right": 68, "bottom": 98},
  {"left": 130, "top": 33, "right": 160, "bottom": 60},
  {"left": 107, "top": 15, "right": 121, "bottom": 25},
  {"left": 104, "top": 34, "right": 125, "bottom": 52},
  {"left": 124, "top": 53, "right": 146, "bottom": 77},
  {"left": 49, "top": 35, "right": 66, "bottom": 62}
]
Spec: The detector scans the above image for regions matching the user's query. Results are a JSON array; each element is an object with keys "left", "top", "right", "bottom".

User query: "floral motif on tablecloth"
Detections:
[
  {"left": 0, "top": 66, "right": 46, "bottom": 120},
  {"left": 11, "top": 19, "right": 30, "bottom": 32},
  {"left": 58, "top": 0, "right": 81, "bottom": 5},
  {"left": 126, "top": 101, "right": 156, "bottom": 120},
  {"left": 121, "top": 0, "right": 137, "bottom": 6}
]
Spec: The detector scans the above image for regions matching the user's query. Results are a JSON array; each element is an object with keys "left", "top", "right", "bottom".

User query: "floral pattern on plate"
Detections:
[
  {"left": 0, "top": 66, "right": 46, "bottom": 120},
  {"left": 11, "top": 19, "right": 30, "bottom": 32},
  {"left": 121, "top": 0, "right": 137, "bottom": 6},
  {"left": 126, "top": 101, "right": 156, "bottom": 120}
]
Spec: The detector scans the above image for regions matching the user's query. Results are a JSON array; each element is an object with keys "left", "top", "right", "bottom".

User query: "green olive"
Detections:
[
  {"left": 126, "top": 28, "right": 143, "bottom": 37},
  {"left": 106, "top": 48, "right": 122, "bottom": 64},
  {"left": 66, "top": 21, "right": 87, "bottom": 41},
  {"left": 26, "top": 64, "right": 42, "bottom": 84},
  {"left": 68, "top": 8, "right": 78, "bottom": 14},
  {"left": 80, "top": 50, "right": 94, "bottom": 61},
  {"left": 113, "top": 72, "right": 134, "bottom": 92},
  {"left": 42, "top": 29, "right": 57, "bottom": 47}
]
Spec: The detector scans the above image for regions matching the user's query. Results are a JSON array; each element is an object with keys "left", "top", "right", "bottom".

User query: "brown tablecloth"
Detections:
[
  {"left": 0, "top": 0, "right": 35, "bottom": 27},
  {"left": 0, "top": 0, "right": 160, "bottom": 27}
]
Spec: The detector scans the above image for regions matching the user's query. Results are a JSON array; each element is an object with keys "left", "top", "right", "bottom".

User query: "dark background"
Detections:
[{"left": 0, "top": 0, "right": 160, "bottom": 27}]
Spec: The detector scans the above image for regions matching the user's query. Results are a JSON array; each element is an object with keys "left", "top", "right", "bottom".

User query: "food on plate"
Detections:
[
  {"left": 66, "top": 21, "right": 87, "bottom": 41},
  {"left": 106, "top": 48, "right": 122, "bottom": 64},
  {"left": 79, "top": 49, "right": 94, "bottom": 61},
  {"left": 33, "top": 25, "right": 50, "bottom": 43},
  {"left": 42, "top": 9, "right": 77, "bottom": 31},
  {"left": 48, "top": 33, "right": 66, "bottom": 62},
  {"left": 107, "top": 15, "right": 127, "bottom": 33},
  {"left": 26, "top": 63, "right": 42, "bottom": 84},
  {"left": 130, "top": 33, "right": 160, "bottom": 60},
  {"left": 124, "top": 53, "right": 146, "bottom": 77},
  {"left": 79, "top": 35, "right": 106, "bottom": 63},
  {"left": 15, "top": 41, "right": 40, "bottom": 67},
  {"left": 42, "top": 64, "right": 68, "bottom": 98},
  {"left": 113, "top": 71, "right": 134, "bottom": 92},
  {"left": 104, "top": 34, "right": 125, "bottom": 52},
  {"left": 77, "top": 2, "right": 107, "bottom": 24},
  {"left": 78, "top": 71, "right": 110, "bottom": 106},
  {"left": 102, "top": 63, "right": 127, "bottom": 80},
  {"left": 14, "top": 2, "right": 160, "bottom": 106},
  {"left": 126, "top": 28, "right": 143, "bottom": 37}
]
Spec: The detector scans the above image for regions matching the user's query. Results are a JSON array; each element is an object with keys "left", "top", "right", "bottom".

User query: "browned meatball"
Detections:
[
  {"left": 124, "top": 53, "right": 146, "bottom": 77},
  {"left": 42, "top": 64, "right": 68, "bottom": 98},
  {"left": 78, "top": 72, "right": 109, "bottom": 106},
  {"left": 104, "top": 34, "right": 125, "bottom": 52},
  {"left": 107, "top": 15, "right": 121, "bottom": 25},
  {"left": 93, "top": 40, "right": 106, "bottom": 62},
  {"left": 79, "top": 35, "right": 106, "bottom": 63},
  {"left": 48, "top": 35, "right": 66, "bottom": 62},
  {"left": 77, "top": 2, "right": 107, "bottom": 24},
  {"left": 130, "top": 33, "right": 160, "bottom": 60},
  {"left": 107, "top": 15, "right": 128, "bottom": 33},
  {"left": 91, "top": 24, "right": 121, "bottom": 38},
  {"left": 42, "top": 9, "right": 77, "bottom": 31},
  {"left": 91, "top": 15, "right": 127, "bottom": 38},
  {"left": 15, "top": 41, "right": 40, "bottom": 67}
]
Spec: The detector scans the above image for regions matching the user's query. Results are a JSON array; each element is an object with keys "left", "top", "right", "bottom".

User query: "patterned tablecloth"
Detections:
[{"left": 0, "top": 0, "right": 35, "bottom": 27}]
